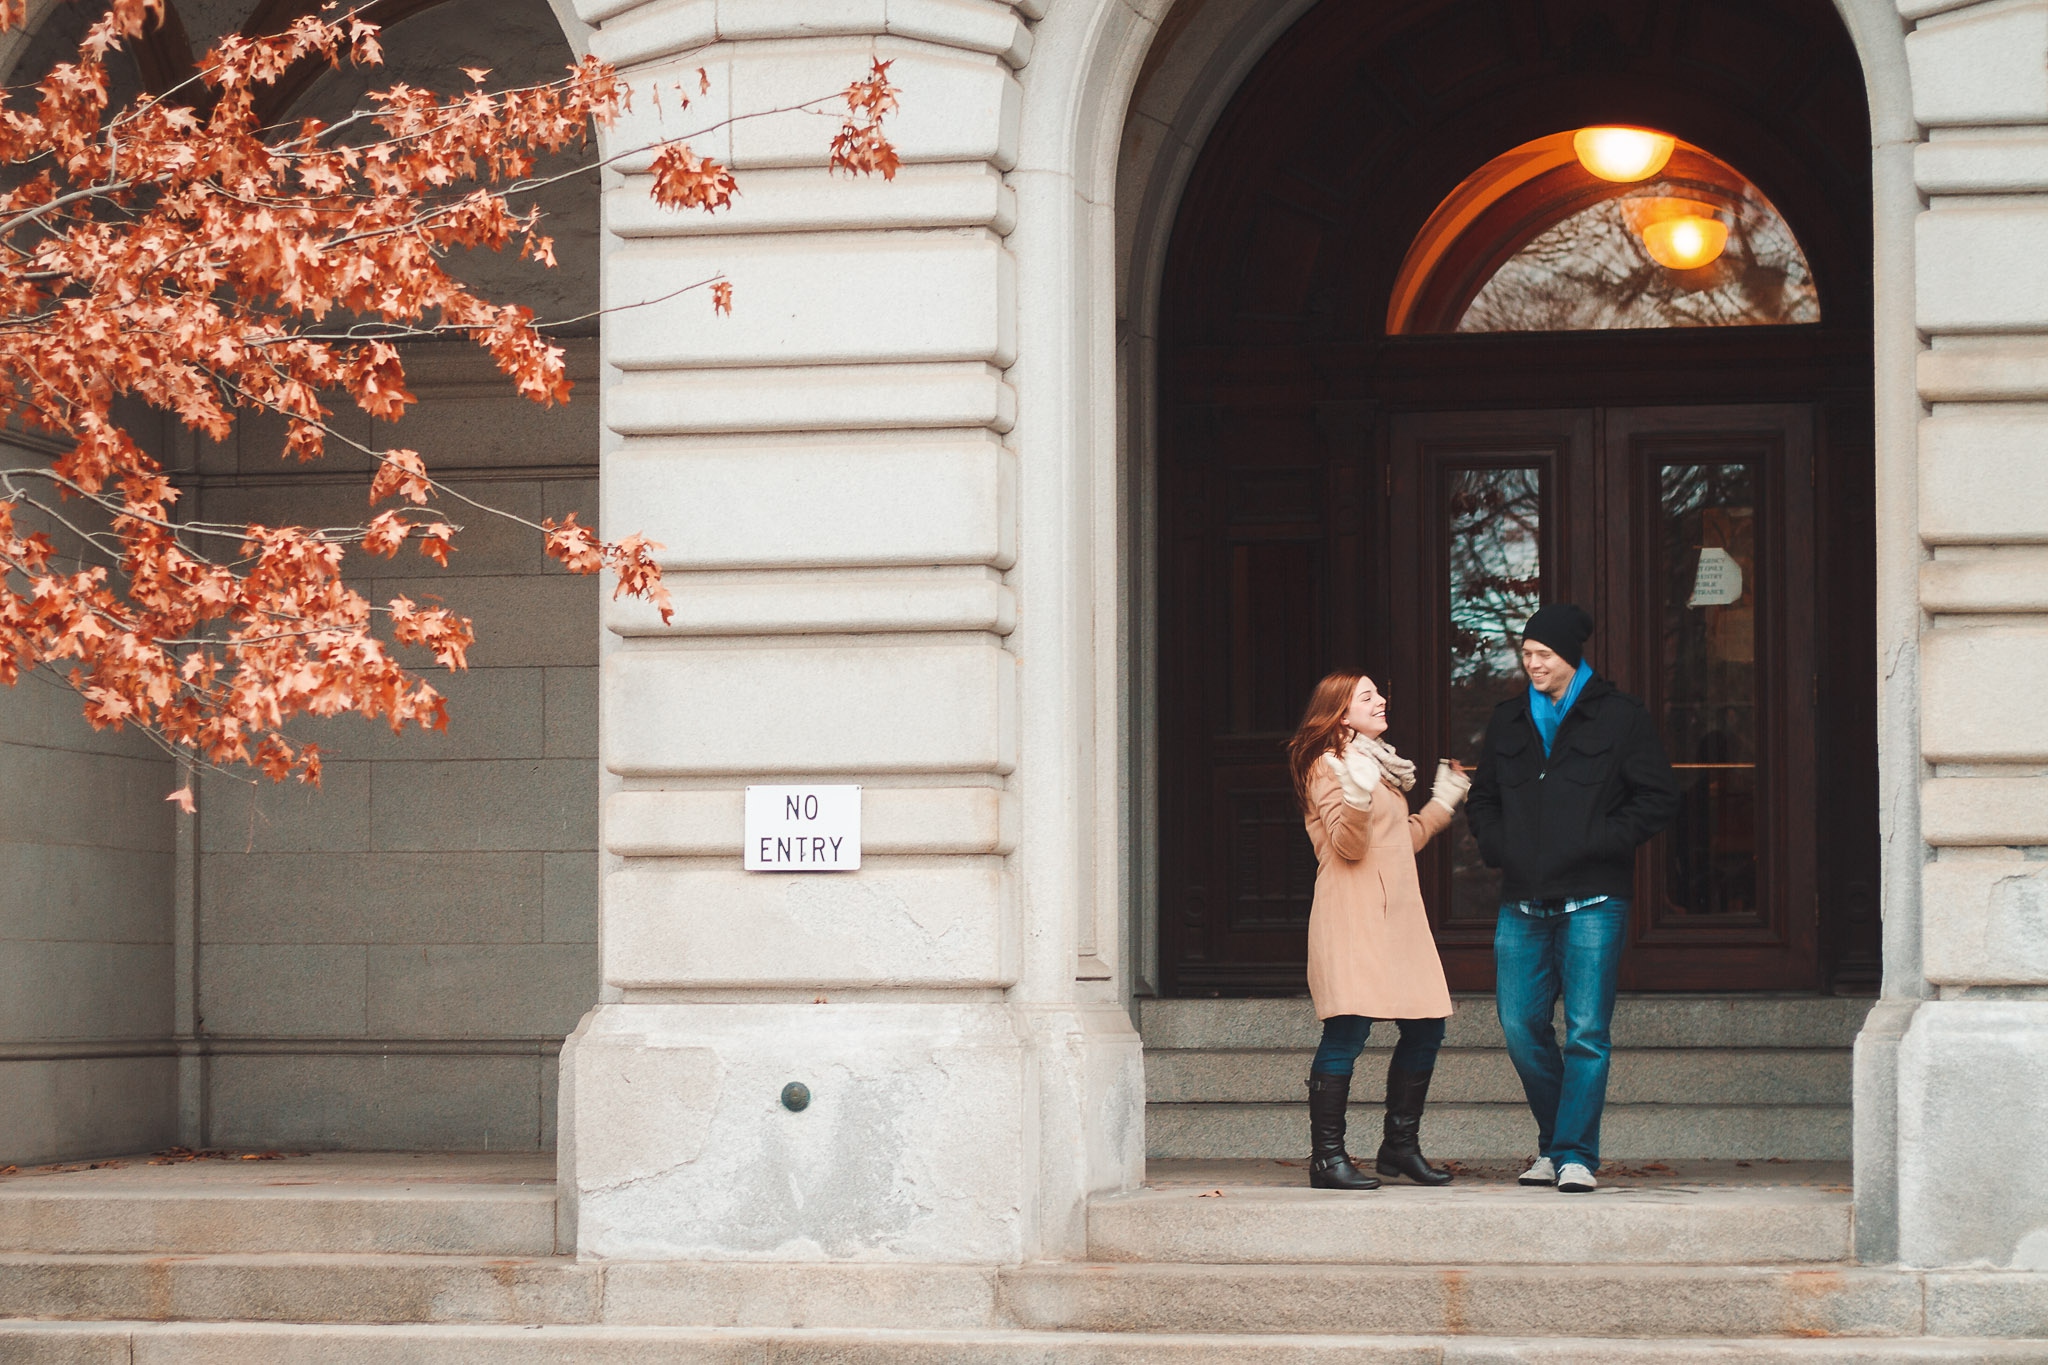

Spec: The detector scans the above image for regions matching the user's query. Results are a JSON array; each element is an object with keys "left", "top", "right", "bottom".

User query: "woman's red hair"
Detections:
[{"left": 1287, "top": 671, "right": 1365, "bottom": 813}]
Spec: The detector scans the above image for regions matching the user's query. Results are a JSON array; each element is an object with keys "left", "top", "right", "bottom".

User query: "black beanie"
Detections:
[{"left": 1523, "top": 603, "right": 1594, "bottom": 667}]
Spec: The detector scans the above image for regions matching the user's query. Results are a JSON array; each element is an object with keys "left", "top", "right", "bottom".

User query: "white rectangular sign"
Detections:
[
  {"left": 744, "top": 785, "right": 862, "bottom": 871},
  {"left": 1688, "top": 547, "right": 1744, "bottom": 608}
]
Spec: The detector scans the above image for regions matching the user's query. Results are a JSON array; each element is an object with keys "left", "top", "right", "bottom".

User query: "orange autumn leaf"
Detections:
[
  {"left": 0, "top": 4, "right": 894, "bottom": 792},
  {"left": 649, "top": 144, "right": 737, "bottom": 213}
]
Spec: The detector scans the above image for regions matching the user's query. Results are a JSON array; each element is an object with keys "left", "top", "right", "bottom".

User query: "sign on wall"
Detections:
[{"left": 744, "top": 786, "right": 862, "bottom": 871}]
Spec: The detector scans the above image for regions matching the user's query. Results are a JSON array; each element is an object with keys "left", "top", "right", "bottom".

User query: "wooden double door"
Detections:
[{"left": 1158, "top": 398, "right": 1873, "bottom": 995}]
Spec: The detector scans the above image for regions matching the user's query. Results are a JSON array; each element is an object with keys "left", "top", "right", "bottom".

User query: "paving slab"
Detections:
[
  {"left": 0, "top": 1321, "right": 130, "bottom": 1364},
  {"left": 1089, "top": 1181, "right": 1854, "bottom": 1265},
  {"left": 0, "top": 1154, "right": 554, "bottom": 1189},
  {"left": 0, "top": 1252, "right": 598, "bottom": 1325},
  {"left": 2, "top": 1322, "right": 2045, "bottom": 1365},
  {"left": 1923, "top": 1270, "right": 2048, "bottom": 1338},
  {"left": 1144, "top": 1159, "right": 1853, "bottom": 1189},
  {"left": 1137, "top": 996, "right": 1875, "bottom": 1052},
  {"left": 599, "top": 1259, "right": 1001, "bottom": 1329},
  {"left": 0, "top": 1154, "right": 557, "bottom": 1256},
  {"left": 0, "top": 1254, "right": 1981, "bottom": 1338},
  {"left": 1147, "top": 1102, "right": 1853, "bottom": 1162},
  {"left": 1000, "top": 1262, "right": 1924, "bottom": 1338},
  {"left": 1146, "top": 1048, "right": 1852, "bottom": 1106}
]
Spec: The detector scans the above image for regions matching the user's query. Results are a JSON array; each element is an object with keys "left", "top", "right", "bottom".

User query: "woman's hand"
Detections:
[
  {"left": 1329, "top": 744, "right": 1379, "bottom": 810},
  {"left": 1428, "top": 758, "right": 1472, "bottom": 813}
]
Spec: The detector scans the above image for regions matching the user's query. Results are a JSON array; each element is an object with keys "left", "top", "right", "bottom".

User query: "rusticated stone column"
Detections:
[
  {"left": 1885, "top": 0, "right": 2048, "bottom": 1269},
  {"left": 556, "top": 0, "right": 1144, "bottom": 1262}
]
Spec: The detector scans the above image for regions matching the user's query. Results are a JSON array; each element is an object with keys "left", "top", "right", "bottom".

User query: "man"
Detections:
[{"left": 1465, "top": 603, "right": 1678, "bottom": 1193}]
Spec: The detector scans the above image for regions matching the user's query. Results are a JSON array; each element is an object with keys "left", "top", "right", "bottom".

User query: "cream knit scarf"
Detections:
[{"left": 1323, "top": 732, "right": 1416, "bottom": 810}]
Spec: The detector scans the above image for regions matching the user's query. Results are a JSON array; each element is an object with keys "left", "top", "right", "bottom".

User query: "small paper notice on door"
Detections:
[{"left": 1688, "top": 547, "right": 1743, "bottom": 608}]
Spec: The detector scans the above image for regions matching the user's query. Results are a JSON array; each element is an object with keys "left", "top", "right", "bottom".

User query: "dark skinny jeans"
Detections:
[{"left": 1310, "top": 1014, "right": 1446, "bottom": 1078}]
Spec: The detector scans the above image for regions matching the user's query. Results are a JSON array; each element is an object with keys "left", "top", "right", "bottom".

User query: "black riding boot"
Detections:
[
  {"left": 1306, "top": 1072, "right": 1379, "bottom": 1190},
  {"left": 1375, "top": 1065, "right": 1453, "bottom": 1185}
]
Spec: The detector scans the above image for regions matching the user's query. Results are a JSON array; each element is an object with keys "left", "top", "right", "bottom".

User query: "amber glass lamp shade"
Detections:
[
  {"left": 1641, "top": 214, "right": 1731, "bottom": 270},
  {"left": 1573, "top": 127, "right": 1677, "bottom": 182}
]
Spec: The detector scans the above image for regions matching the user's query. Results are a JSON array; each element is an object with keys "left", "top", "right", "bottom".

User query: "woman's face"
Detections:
[{"left": 1343, "top": 676, "right": 1389, "bottom": 739}]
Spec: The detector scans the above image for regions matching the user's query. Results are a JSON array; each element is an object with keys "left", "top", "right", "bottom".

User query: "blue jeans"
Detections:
[
  {"left": 1493, "top": 898, "right": 1629, "bottom": 1172},
  {"left": 1310, "top": 1015, "right": 1446, "bottom": 1078}
]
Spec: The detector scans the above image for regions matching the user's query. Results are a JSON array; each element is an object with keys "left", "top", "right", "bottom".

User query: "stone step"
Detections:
[
  {"left": 0, "top": 1162, "right": 561, "bottom": 1252},
  {"left": 0, "top": 1255, "right": 998, "bottom": 1330},
  {"left": 0, "top": 1252, "right": 599, "bottom": 1326},
  {"left": 1138, "top": 996, "right": 1874, "bottom": 1052},
  {"left": 1087, "top": 1183, "right": 1854, "bottom": 1265},
  {"left": 8, "top": 1253, "right": 2047, "bottom": 1341},
  {"left": 1147, "top": 1100, "right": 1851, "bottom": 1161},
  {"left": 1001, "top": 1261, "right": 2048, "bottom": 1340},
  {"left": 2, "top": 1321, "right": 2045, "bottom": 1363},
  {"left": 1147, "top": 1048, "right": 1851, "bottom": 1105}
]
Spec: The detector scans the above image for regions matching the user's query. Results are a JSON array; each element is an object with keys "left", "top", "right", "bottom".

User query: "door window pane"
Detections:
[
  {"left": 1657, "top": 462, "right": 1759, "bottom": 918},
  {"left": 1446, "top": 467, "right": 1543, "bottom": 923}
]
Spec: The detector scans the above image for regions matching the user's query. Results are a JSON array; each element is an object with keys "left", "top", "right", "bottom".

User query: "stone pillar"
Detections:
[
  {"left": 1887, "top": 0, "right": 2048, "bottom": 1269},
  {"left": 557, "top": 0, "right": 1144, "bottom": 1262}
]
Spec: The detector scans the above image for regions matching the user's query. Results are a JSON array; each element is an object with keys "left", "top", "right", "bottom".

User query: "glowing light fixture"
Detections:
[
  {"left": 1573, "top": 126, "right": 1676, "bottom": 182},
  {"left": 1641, "top": 213, "right": 1730, "bottom": 270}
]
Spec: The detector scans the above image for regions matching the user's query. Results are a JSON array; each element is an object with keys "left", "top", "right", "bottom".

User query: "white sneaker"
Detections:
[
  {"left": 1556, "top": 1162, "right": 1597, "bottom": 1193},
  {"left": 1518, "top": 1156, "right": 1556, "bottom": 1186}
]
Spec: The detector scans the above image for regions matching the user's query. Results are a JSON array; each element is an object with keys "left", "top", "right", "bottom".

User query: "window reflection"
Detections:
[
  {"left": 1460, "top": 187, "right": 1817, "bottom": 332},
  {"left": 1388, "top": 129, "right": 1820, "bottom": 335},
  {"left": 1446, "top": 467, "right": 1542, "bottom": 923},
  {"left": 1658, "top": 462, "right": 1759, "bottom": 918}
]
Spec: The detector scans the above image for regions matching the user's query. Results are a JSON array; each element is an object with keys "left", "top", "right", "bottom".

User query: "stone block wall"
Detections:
[
  {"left": 0, "top": 510, "right": 178, "bottom": 1165},
  {"left": 185, "top": 343, "right": 602, "bottom": 1152}
]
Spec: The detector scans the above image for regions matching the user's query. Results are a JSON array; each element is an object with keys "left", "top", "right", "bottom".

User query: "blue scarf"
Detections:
[{"left": 1530, "top": 660, "right": 1595, "bottom": 756}]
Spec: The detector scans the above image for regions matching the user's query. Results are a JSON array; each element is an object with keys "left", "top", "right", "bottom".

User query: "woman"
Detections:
[{"left": 1288, "top": 671, "right": 1470, "bottom": 1190}]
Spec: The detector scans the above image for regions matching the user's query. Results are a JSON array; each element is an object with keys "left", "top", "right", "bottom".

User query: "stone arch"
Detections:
[
  {"left": 1014, "top": 0, "right": 1921, "bottom": 1243},
  {"left": 1028, "top": 0, "right": 1916, "bottom": 995}
]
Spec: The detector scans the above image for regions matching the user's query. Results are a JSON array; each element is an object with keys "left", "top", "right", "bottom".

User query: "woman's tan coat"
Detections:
[{"left": 1303, "top": 758, "right": 1456, "bottom": 1021}]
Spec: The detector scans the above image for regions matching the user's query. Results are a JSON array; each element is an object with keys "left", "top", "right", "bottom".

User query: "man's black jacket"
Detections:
[{"left": 1465, "top": 677, "right": 1681, "bottom": 902}]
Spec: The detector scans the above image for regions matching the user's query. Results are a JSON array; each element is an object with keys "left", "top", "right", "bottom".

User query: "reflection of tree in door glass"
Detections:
[
  {"left": 1445, "top": 467, "right": 1543, "bottom": 924},
  {"left": 1659, "top": 462, "right": 1760, "bottom": 919}
]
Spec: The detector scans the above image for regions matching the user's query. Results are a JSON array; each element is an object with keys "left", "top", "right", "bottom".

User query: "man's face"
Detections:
[{"left": 1521, "top": 640, "right": 1573, "bottom": 699}]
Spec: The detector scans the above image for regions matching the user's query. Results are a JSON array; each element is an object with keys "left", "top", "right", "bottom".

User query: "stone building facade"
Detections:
[{"left": 2, "top": 0, "right": 2047, "bottom": 1278}]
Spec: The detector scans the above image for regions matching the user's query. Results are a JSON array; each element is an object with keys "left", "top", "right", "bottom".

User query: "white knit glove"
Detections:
[
  {"left": 1326, "top": 745, "right": 1379, "bottom": 810},
  {"left": 1428, "top": 759, "right": 1471, "bottom": 813}
]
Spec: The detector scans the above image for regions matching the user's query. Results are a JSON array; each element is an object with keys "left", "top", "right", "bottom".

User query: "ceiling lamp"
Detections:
[
  {"left": 1641, "top": 212, "right": 1730, "bottom": 270},
  {"left": 1573, "top": 127, "right": 1676, "bottom": 182}
]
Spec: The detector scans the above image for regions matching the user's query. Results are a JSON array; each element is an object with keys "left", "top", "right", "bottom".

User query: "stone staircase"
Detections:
[
  {"left": 1142, "top": 994, "right": 1868, "bottom": 1161},
  {"left": 2, "top": 1149, "right": 2048, "bottom": 1359}
]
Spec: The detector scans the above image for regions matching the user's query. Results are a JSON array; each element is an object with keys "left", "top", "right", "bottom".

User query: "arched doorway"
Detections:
[{"left": 1154, "top": 0, "right": 1878, "bottom": 998}]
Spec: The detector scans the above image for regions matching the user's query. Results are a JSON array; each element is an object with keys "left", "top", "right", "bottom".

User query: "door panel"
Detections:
[
  {"left": 1386, "top": 410, "right": 1591, "bottom": 990},
  {"left": 1157, "top": 403, "right": 1334, "bottom": 994},
  {"left": 1603, "top": 406, "right": 1818, "bottom": 990}
]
